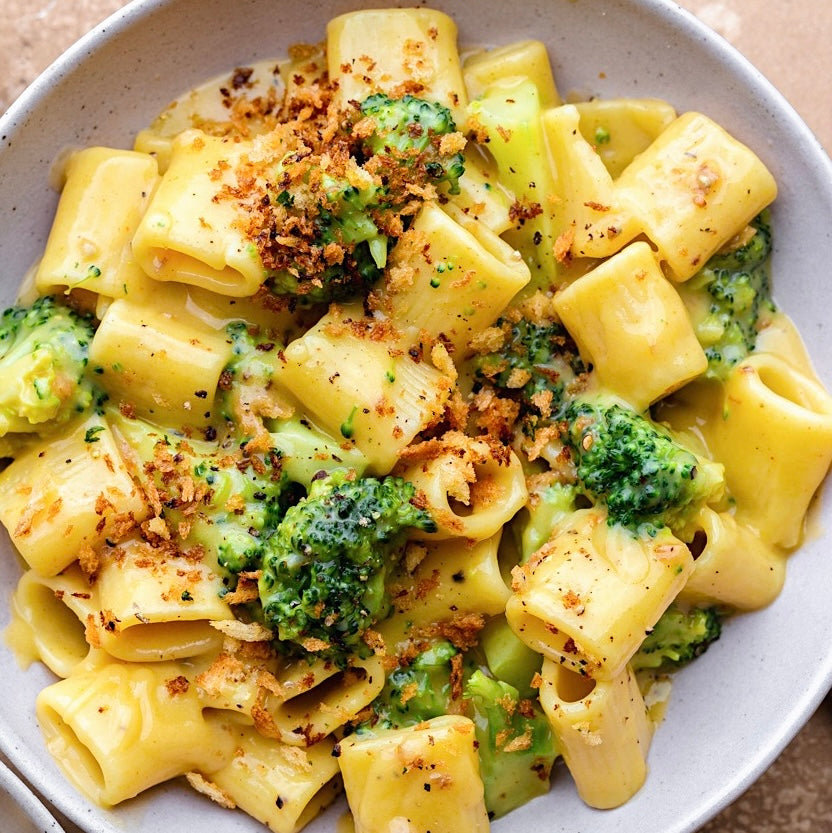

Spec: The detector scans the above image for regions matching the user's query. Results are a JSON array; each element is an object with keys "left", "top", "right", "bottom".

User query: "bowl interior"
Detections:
[{"left": 1, "top": 1, "right": 831, "bottom": 832}]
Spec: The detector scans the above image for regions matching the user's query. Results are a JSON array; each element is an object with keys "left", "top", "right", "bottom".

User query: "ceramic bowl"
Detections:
[
  {"left": 0, "top": 757, "right": 66, "bottom": 833},
  {"left": 1, "top": 1, "right": 831, "bottom": 832}
]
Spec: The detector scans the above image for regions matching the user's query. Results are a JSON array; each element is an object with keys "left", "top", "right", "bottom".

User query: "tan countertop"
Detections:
[{"left": 2, "top": 2, "right": 831, "bottom": 832}]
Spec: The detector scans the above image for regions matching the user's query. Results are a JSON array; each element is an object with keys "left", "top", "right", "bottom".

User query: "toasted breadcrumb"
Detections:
[{"left": 185, "top": 772, "right": 237, "bottom": 810}]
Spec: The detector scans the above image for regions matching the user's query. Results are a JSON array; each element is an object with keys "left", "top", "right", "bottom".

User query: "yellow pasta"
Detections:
[
  {"left": 198, "top": 725, "right": 341, "bottom": 833},
  {"left": 552, "top": 241, "right": 708, "bottom": 410},
  {"left": 132, "top": 129, "right": 272, "bottom": 296},
  {"left": 380, "top": 202, "right": 531, "bottom": 356},
  {"left": 506, "top": 507, "right": 692, "bottom": 679},
  {"left": 379, "top": 533, "right": 510, "bottom": 646},
  {"left": 398, "top": 433, "right": 528, "bottom": 541},
  {"left": 194, "top": 649, "right": 385, "bottom": 746},
  {"left": 678, "top": 507, "right": 786, "bottom": 611},
  {"left": 326, "top": 9, "right": 467, "bottom": 121},
  {"left": 338, "top": 715, "right": 490, "bottom": 833},
  {"left": 90, "top": 296, "right": 233, "bottom": 427},
  {"left": 699, "top": 353, "right": 832, "bottom": 548},
  {"left": 264, "top": 655, "right": 386, "bottom": 746},
  {"left": 273, "top": 303, "right": 452, "bottom": 474},
  {"left": 448, "top": 146, "right": 514, "bottom": 233},
  {"left": 91, "top": 537, "right": 232, "bottom": 662},
  {"left": 616, "top": 111, "right": 778, "bottom": 280},
  {"left": 541, "top": 104, "right": 639, "bottom": 261},
  {"left": 7, "top": 566, "right": 96, "bottom": 678},
  {"left": 463, "top": 39, "right": 560, "bottom": 108},
  {"left": 2, "top": 9, "right": 831, "bottom": 833},
  {"left": 36, "top": 147, "right": 160, "bottom": 303},
  {"left": 538, "top": 660, "right": 653, "bottom": 809},
  {"left": 36, "top": 660, "right": 236, "bottom": 806},
  {"left": 0, "top": 414, "right": 149, "bottom": 576},
  {"left": 574, "top": 98, "right": 677, "bottom": 178}
]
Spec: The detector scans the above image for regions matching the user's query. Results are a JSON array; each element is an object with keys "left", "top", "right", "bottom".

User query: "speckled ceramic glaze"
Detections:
[
  {"left": 0, "top": 758, "right": 66, "bottom": 833},
  {"left": 1, "top": 1, "right": 831, "bottom": 832}
]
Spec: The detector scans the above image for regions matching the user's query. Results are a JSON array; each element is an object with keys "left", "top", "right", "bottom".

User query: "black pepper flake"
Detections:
[
  {"left": 275, "top": 795, "right": 284, "bottom": 809},
  {"left": 231, "top": 67, "right": 254, "bottom": 89},
  {"left": 451, "top": 570, "right": 465, "bottom": 583},
  {"left": 331, "top": 743, "right": 342, "bottom": 758},
  {"left": 423, "top": 783, "right": 431, "bottom": 792},
  {"left": 194, "top": 390, "right": 208, "bottom": 399}
]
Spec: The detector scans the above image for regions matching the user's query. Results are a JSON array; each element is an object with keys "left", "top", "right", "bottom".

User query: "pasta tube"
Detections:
[
  {"left": 506, "top": 507, "right": 692, "bottom": 679},
  {"left": 538, "top": 660, "right": 653, "bottom": 809},
  {"left": 338, "top": 715, "right": 490, "bottom": 833}
]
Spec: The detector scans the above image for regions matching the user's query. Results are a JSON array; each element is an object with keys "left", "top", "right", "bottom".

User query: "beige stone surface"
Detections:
[
  {"left": 1, "top": 1, "right": 831, "bottom": 833},
  {"left": 0, "top": 0, "right": 127, "bottom": 112},
  {"left": 680, "top": 0, "right": 832, "bottom": 153}
]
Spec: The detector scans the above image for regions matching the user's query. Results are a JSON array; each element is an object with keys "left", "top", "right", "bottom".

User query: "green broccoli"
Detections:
[
  {"left": 109, "top": 410, "right": 297, "bottom": 574},
  {"left": 189, "top": 445, "right": 296, "bottom": 573},
  {"left": 367, "top": 640, "right": 460, "bottom": 730},
  {"left": 0, "top": 296, "right": 98, "bottom": 436},
  {"left": 478, "top": 615, "right": 543, "bottom": 700},
  {"left": 564, "top": 400, "right": 723, "bottom": 535},
  {"left": 475, "top": 317, "right": 585, "bottom": 414},
  {"left": 216, "top": 323, "right": 369, "bottom": 483},
  {"left": 631, "top": 603, "right": 722, "bottom": 671},
  {"left": 357, "top": 641, "right": 556, "bottom": 818},
  {"left": 264, "top": 164, "right": 389, "bottom": 304},
  {"left": 259, "top": 93, "right": 465, "bottom": 304},
  {"left": 258, "top": 471, "right": 436, "bottom": 665},
  {"left": 465, "top": 670, "right": 557, "bottom": 819},
  {"left": 217, "top": 319, "right": 283, "bottom": 425},
  {"left": 359, "top": 93, "right": 465, "bottom": 194},
  {"left": 472, "top": 309, "right": 586, "bottom": 441},
  {"left": 681, "top": 211, "right": 775, "bottom": 379}
]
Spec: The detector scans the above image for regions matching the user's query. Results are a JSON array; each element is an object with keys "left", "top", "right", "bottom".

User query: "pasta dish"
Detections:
[{"left": 1, "top": 7, "right": 831, "bottom": 832}]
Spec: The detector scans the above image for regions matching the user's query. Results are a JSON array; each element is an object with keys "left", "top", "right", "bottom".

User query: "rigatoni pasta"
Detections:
[{"left": 0, "top": 6, "right": 829, "bottom": 833}]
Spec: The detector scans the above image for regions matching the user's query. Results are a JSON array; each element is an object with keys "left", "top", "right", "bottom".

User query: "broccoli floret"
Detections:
[
  {"left": 362, "top": 646, "right": 558, "bottom": 818},
  {"left": 478, "top": 615, "right": 543, "bottom": 699},
  {"left": 708, "top": 212, "right": 771, "bottom": 272},
  {"left": 564, "top": 400, "right": 723, "bottom": 535},
  {"left": 110, "top": 410, "right": 296, "bottom": 574},
  {"left": 465, "top": 670, "right": 557, "bottom": 819},
  {"left": 631, "top": 604, "right": 722, "bottom": 670},
  {"left": 257, "top": 93, "right": 465, "bottom": 304},
  {"left": 190, "top": 446, "right": 295, "bottom": 573},
  {"left": 0, "top": 296, "right": 99, "bottom": 436},
  {"left": 259, "top": 471, "right": 436, "bottom": 665},
  {"left": 682, "top": 211, "right": 775, "bottom": 379},
  {"left": 265, "top": 165, "right": 389, "bottom": 304},
  {"left": 475, "top": 318, "right": 585, "bottom": 415},
  {"left": 472, "top": 307, "right": 586, "bottom": 441},
  {"left": 359, "top": 93, "right": 465, "bottom": 194},
  {"left": 367, "top": 640, "right": 460, "bottom": 730}
]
